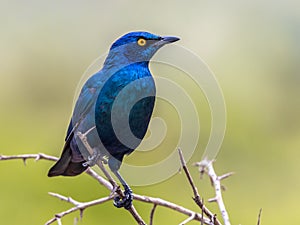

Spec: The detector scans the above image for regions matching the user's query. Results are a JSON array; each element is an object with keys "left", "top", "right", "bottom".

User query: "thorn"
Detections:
[
  {"left": 80, "top": 208, "right": 84, "bottom": 220},
  {"left": 218, "top": 172, "right": 235, "bottom": 181},
  {"left": 208, "top": 197, "right": 218, "bottom": 203},
  {"left": 22, "top": 158, "right": 27, "bottom": 166}
]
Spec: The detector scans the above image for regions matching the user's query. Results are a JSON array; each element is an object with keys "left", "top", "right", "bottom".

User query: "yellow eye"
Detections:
[{"left": 137, "top": 38, "right": 147, "bottom": 46}]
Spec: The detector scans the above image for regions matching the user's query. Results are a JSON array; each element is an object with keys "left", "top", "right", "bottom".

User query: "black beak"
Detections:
[{"left": 162, "top": 36, "right": 180, "bottom": 43}]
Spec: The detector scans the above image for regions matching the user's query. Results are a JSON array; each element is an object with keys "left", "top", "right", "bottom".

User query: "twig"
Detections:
[
  {"left": 47, "top": 191, "right": 212, "bottom": 225},
  {"left": 257, "top": 208, "right": 262, "bottom": 225},
  {"left": 134, "top": 195, "right": 211, "bottom": 224},
  {"left": 0, "top": 153, "right": 58, "bottom": 163},
  {"left": 45, "top": 193, "right": 113, "bottom": 225},
  {"left": 179, "top": 213, "right": 196, "bottom": 225},
  {"left": 195, "top": 159, "right": 233, "bottom": 225},
  {"left": 1, "top": 153, "right": 216, "bottom": 225},
  {"left": 48, "top": 192, "right": 81, "bottom": 205},
  {"left": 149, "top": 204, "right": 157, "bottom": 225},
  {"left": 178, "top": 149, "right": 222, "bottom": 225}
]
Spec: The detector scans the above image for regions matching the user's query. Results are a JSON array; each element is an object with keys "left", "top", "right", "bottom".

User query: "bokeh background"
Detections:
[{"left": 1, "top": 0, "right": 300, "bottom": 224}]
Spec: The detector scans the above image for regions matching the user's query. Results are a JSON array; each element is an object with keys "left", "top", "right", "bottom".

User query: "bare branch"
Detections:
[
  {"left": 178, "top": 148, "right": 199, "bottom": 198},
  {"left": 48, "top": 192, "right": 81, "bottom": 205},
  {"left": 178, "top": 149, "right": 222, "bottom": 225},
  {"left": 1, "top": 153, "right": 218, "bottom": 225},
  {"left": 133, "top": 194, "right": 212, "bottom": 224},
  {"left": 0, "top": 153, "right": 58, "bottom": 162},
  {"left": 47, "top": 191, "right": 212, "bottom": 225},
  {"left": 45, "top": 193, "right": 113, "bottom": 225},
  {"left": 195, "top": 159, "right": 232, "bottom": 225}
]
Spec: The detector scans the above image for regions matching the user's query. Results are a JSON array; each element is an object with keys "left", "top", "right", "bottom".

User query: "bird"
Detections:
[{"left": 48, "top": 31, "right": 180, "bottom": 209}]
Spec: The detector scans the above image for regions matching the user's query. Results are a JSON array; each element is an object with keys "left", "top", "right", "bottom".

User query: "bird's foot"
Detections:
[
  {"left": 82, "top": 149, "right": 100, "bottom": 167},
  {"left": 113, "top": 186, "right": 133, "bottom": 210}
]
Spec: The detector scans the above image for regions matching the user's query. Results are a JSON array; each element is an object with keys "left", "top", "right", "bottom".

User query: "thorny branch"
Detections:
[
  {"left": 44, "top": 193, "right": 113, "bottom": 225},
  {"left": 194, "top": 159, "right": 234, "bottom": 225},
  {"left": 178, "top": 148, "right": 222, "bottom": 225},
  {"left": 0, "top": 152, "right": 232, "bottom": 225},
  {"left": 0, "top": 153, "right": 58, "bottom": 163}
]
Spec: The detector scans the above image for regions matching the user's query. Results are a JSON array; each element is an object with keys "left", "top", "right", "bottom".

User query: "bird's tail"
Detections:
[{"left": 48, "top": 145, "right": 87, "bottom": 177}]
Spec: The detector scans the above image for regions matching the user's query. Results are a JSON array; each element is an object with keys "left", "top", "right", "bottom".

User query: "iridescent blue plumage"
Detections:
[
  {"left": 48, "top": 31, "right": 179, "bottom": 209},
  {"left": 95, "top": 61, "right": 156, "bottom": 171}
]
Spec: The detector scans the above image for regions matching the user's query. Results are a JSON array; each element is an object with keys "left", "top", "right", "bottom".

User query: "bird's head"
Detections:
[{"left": 104, "top": 31, "right": 179, "bottom": 66}]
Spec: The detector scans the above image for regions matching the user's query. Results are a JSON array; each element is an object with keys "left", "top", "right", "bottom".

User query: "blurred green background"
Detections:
[{"left": 1, "top": 0, "right": 300, "bottom": 224}]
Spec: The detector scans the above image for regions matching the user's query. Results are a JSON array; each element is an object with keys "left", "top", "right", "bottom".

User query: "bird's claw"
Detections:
[
  {"left": 113, "top": 187, "right": 133, "bottom": 209},
  {"left": 82, "top": 149, "right": 100, "bottom": 167}
]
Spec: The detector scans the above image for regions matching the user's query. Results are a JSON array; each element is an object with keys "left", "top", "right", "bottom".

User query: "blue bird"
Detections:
[{"left": 48, "top": 31, "right": 179, "bottom": 209}]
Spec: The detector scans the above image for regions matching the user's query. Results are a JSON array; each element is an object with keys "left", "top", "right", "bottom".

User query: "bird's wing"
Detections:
[
  {"left": 65, "top": 72, "right": 103, "bottom": 143},
  {"left": 48, "top": 73, "right": 104, "bottom": 177}
]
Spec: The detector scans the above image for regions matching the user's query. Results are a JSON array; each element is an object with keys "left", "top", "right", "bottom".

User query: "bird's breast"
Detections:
[{"left": 95, "top": 64, "right": 156, "bottom": 156}]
